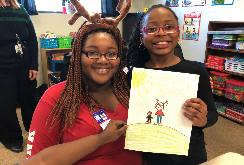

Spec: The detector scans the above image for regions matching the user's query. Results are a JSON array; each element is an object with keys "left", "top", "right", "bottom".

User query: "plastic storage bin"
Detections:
[
  {"left": 225, "top": 58, "right": 244, "bottom": 74},
  {"left": 49, "top": 60, "right": 63, "bottom": 72},
  {"left": 40, "top": 38, "right": 58, "bottom": 49},
  {"left": 58, "top": 37, "right": 71, "bottom": 48},
  {"left": 210, "top": 71, "right": 231, "bottom": 83},
  {"left": 225, "top": 88, "right": 244, "bottom": 102},
  {"left": 215, "top": 101, "right": 226, "bottom": 114},
  {"left": 226, "top": 79, "right": 244, "bottom": 93},
  {"left": 213, "top": 81, "right": 226, "bottom": 88},
  {"left": 213, "top": 86, "right": 225, "bottom": 96}
]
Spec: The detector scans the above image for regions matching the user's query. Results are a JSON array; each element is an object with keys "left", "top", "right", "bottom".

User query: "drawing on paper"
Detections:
[
  {"left": 125, "top": 68, "right": 199, "bottom": 155},
  {"left": 145, "top": 111, "right": 153, "bottom": 124},
  {"left": 154, "top": 99, "right": 168, "bottom": 125}
]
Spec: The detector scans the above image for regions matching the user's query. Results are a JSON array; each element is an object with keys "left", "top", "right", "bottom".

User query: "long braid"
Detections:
[{"left": 48, "top": 25, "right": 130, "bottom": 132}]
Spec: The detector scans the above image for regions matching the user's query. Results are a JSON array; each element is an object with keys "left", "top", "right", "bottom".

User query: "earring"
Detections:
[{"left": 139, "top": 43, "right": 145, "bottom": 50}]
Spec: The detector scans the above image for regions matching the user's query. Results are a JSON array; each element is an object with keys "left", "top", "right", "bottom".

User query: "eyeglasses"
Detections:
[
  {"left": 141, "top": 25, "right": 179, "bottom": 34},
  {"left": 82, "top": 51, "right": 119, "bottom": 60}
]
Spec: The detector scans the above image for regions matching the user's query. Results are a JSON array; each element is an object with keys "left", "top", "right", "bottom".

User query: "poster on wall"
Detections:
[
  {"left": 165, "top": 0, "right": 179, "bottom": 7},
  {"left": 182, "top": 11, "right": 202, "bottom": 41},
  {"left": 212, "top": 0, "right": 234, "bottom": 5},
  {"left": 182, "top": 0, "right": 206, "bottom": 7}
]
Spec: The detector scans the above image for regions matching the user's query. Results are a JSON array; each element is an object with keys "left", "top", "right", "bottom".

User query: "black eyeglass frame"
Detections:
[{"left": 81, "top": 51, "right": 119, "bottom": 60}]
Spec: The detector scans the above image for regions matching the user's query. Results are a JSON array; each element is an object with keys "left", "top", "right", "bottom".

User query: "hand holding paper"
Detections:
[{"left": 182, "top": 98, "right": 208, "bottom": 127}]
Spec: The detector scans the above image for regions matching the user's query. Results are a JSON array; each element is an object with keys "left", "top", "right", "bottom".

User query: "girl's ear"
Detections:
[
  {"left": 178, "top": 30, "right": 180, "bottom": 41},
  {"left": 140, "top": 33, "right": 144, "bottom": 45}
]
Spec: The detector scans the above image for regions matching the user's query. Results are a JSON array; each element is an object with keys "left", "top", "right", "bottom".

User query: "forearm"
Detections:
[
  {"left": 20, "top": 134, "right": 105, "bottom": 165},
  {"left": 205, "top": 108, "right": 218, "bottom": 128}
]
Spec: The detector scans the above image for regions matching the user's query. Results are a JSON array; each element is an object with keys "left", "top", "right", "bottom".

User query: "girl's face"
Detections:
[
  {"left": 81, "top": 32, "right": 120, "bottom": 87},
  {"left": 156, "top": 104, "right": 162, "bottom": 110},
  {"left": 140, "top": 7, "right": 180, "bottom": 58}
]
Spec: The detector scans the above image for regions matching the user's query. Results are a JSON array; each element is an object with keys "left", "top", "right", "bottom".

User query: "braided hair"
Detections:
[
  {"left": 127, "top": 4, "right": 179, "bottom": 68},
  {"left": 47, "top": 22, "right": 130, "bottom": 132}
]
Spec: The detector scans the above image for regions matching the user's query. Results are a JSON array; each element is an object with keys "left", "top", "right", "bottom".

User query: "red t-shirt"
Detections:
[
  {"left": 26, "top": 81, "right": 142, "bottom": 165},
  {"left": 155, "top": 109, "right": 164, "bottom": 116}
]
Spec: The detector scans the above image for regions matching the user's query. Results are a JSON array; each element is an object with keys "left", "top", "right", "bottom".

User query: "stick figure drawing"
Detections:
[
  {"left": 145, "top": 111, "right": 153, "bottom": 124},
  {"left": 155, "top": 99, "right": 168, "bottom": 124}
]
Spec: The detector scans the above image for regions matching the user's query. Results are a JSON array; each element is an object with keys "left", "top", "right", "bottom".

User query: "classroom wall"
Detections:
[
  {"left": 135, "top": 0, "right": 244, "bottom": 62},
  {"left": 31, "top": 0, "right": 244, "bottom": 87}
]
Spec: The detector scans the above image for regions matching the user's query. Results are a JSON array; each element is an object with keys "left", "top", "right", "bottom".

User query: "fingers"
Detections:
[
  {"left": 29, "top": 70, "right": 33, "bottom": 79},
  {"left": 183, "top": 98, "right": 207, "bottom": 113},
  {"left": 115, "top": 120, "right": 127, "bottom": 130},
  {"left": 29, "top": 70, "right": 38, "bottom": 80},
  {"left": 100, "top": 120, "right": 128, "bottom": 144},
  {"left": 113, "top": 120, "right": 127, "bottom": 135},
  {"left": 210, "top": 77, "right": 213, "bottom": 92},
  {"left": 182, "top": 98, "right": 208, "bottom": 127}
]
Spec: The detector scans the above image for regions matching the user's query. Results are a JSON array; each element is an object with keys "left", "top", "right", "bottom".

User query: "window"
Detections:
[
  {"left": 79, "top": 0, "right": 101, "bottom": 14},
  {"left": 35, "top": 0, "right": 63, "bottom": 12},
  {"left": 35, "top": 0, "right": 101, "bottom": 14}
]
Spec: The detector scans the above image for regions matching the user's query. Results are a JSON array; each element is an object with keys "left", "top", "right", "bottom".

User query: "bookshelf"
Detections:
[
  {"left": 204, "top": 21, "right": 244, "bottom": 125},
  {"left": 41, "top": 48, "right": 72, "bottom": 88}
]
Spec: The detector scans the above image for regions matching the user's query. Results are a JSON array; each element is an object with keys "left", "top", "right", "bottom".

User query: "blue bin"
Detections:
[
  {"left": 49, "top": 60, "right": 63, "bottom": 72},
  {"left": 40, "top": 38, "right": 58, "bottom": 49}
]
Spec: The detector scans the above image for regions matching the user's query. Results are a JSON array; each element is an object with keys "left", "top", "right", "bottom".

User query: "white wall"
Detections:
[
  {"left": 31, "top": 0, "right": 244, "bottom": 86},
  {"left": 136, "top": 0, "right": 244, "bottom": 63}
]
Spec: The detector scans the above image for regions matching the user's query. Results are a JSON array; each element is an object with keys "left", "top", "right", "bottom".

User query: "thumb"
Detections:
[
  {"left": 117, "top": 124, "right": 127, "bottom": 136},
  {"left": 29, "top": 71, "right": 32, "bottom": 78}
]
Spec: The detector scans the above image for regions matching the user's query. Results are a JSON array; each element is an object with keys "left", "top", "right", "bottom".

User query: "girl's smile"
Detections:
[
  {"left": 140, "top": 7, "right": 180, "bottom": 58},
  {"left": 94, "top": 67, "right": 110, "bottom": 74},
  {"left": 81, "top": 32, "right": 120, "bottom": 87},
  {"left": 153, "top": 41, "right": 171, "bottom": 49}
]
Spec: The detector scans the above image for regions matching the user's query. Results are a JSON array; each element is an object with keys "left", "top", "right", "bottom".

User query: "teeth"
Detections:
[
  {"left": 96, "top": 69, "right": 108, "bottom": 71},
  {"left": 155, "top": 42, "right": 169, "bottom": 45}
]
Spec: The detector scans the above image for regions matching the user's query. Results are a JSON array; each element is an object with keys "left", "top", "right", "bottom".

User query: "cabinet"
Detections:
[
  {"left": 41, "top": 48, "right": 72, "bottom": 88},
  {"left": 204, "top": 21, "right": 244, "bottom": 125}
]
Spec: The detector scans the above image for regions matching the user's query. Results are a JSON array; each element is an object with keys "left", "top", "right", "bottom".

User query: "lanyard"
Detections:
[{"left": 0, "top": 6, "right": 25, "bottom": 48}]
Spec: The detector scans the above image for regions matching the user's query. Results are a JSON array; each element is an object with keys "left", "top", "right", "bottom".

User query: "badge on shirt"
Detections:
[
  {"left": 92, "top": 109, "right": 111, "bottom": 130},
  {"left": 15, "top": 41, "right": 23, "bottom": 57}
]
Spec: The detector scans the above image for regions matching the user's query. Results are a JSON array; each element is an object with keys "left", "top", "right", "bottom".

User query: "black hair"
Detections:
[
  {"left": 126, "top": 4, "right": 179, "bottom": 68},
  {"left": 81, "top": 29, "right": 118, "bottom": 51},
  {"left": 71, "top": 37, "right": 75, "bottom": 48}
]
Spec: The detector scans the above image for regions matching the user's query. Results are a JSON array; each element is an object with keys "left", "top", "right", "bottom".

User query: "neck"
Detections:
[
  {"left": 5, "top": 0, "right": 10, "bottom": 6},
  {"left": 145, "top": 54, "right": 181, "bottom": 68},
  {"left": 88, "top": 81, "right": 113, "bottom": 94}
]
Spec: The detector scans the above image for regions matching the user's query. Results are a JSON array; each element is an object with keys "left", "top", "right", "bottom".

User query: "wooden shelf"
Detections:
[
  {"left": 205, "top": 66, "right": 244, "bottom": 78},
  {"left": 43, "top": 48, "right": 72, "bottom": 51},
  {"left": 207, "top": 47, "right": 244, "bottom": 53},
  {"left": 205, "top": 21, "right": 244, "bottom": 125},
  {"left": 208, "top": 30, "right": 244, "bottom": 34},
  {"left": 47, "top": 70, "right": 61, "bottom": 74},
  {"left": 218, "top": 111, "right": 244, "bottom": 125},
  {"left": 223, "top": 70, "right": 244, "bottom": 77},
  {"left": 41, "top": 48, "right": 71, "bottom": 88}
]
